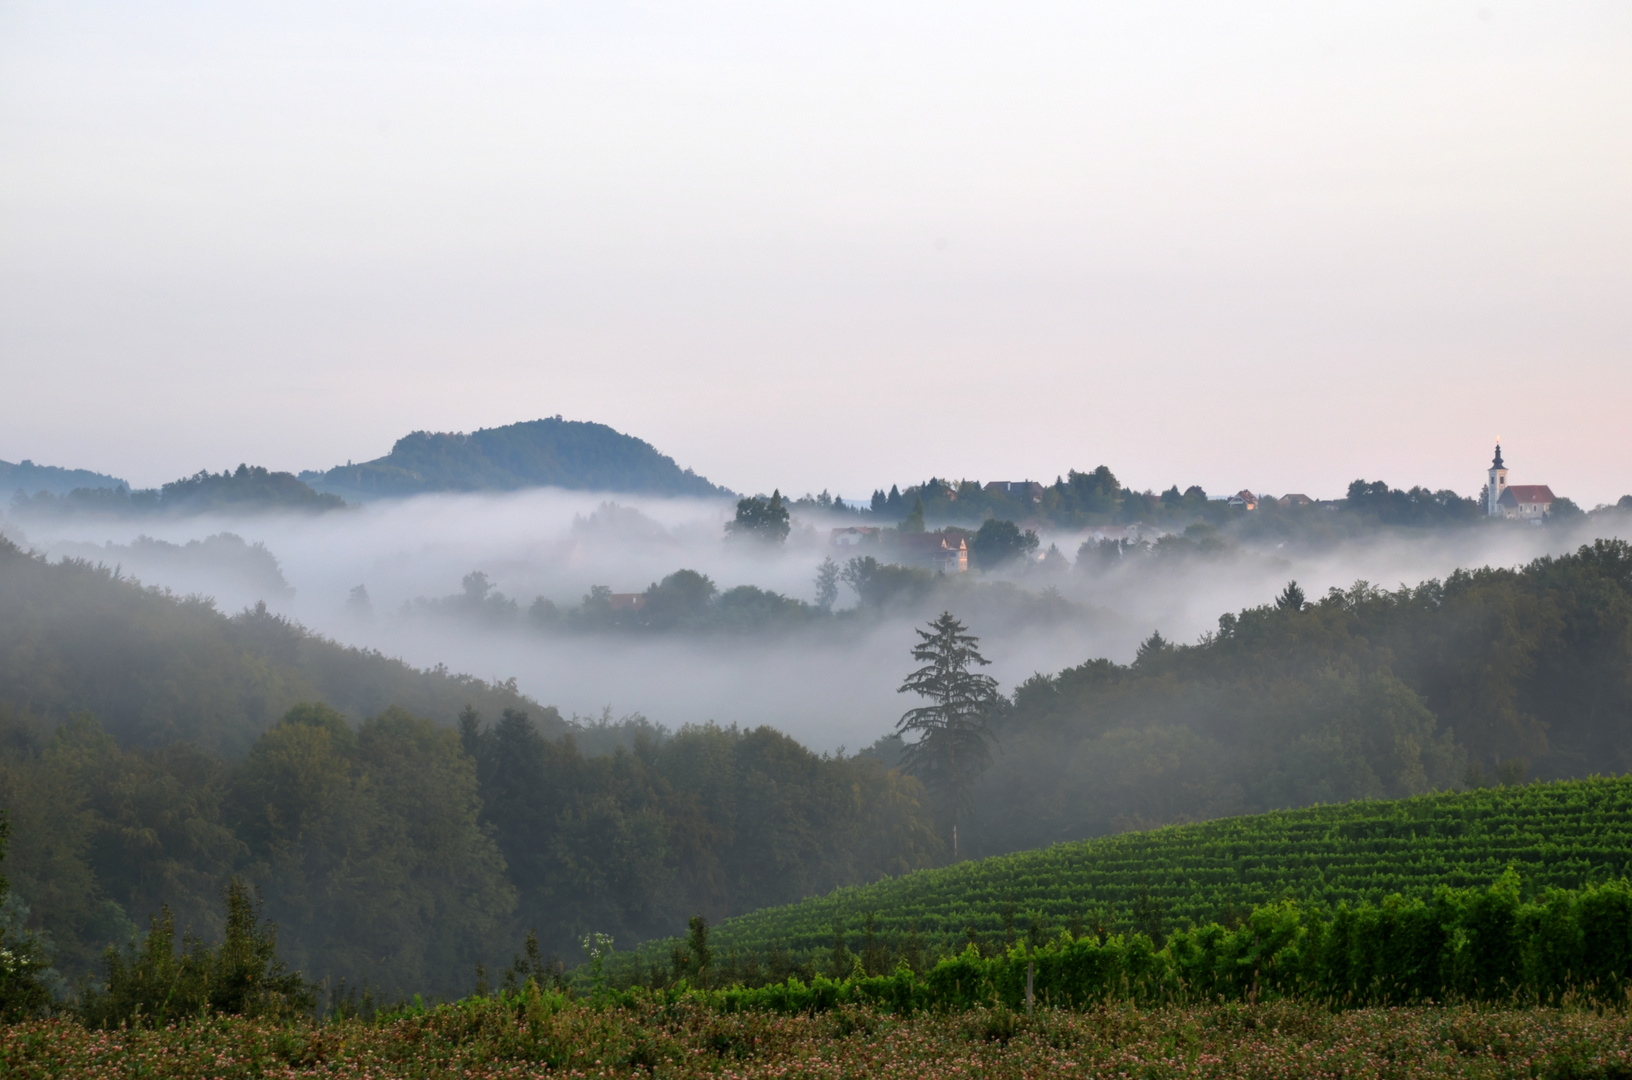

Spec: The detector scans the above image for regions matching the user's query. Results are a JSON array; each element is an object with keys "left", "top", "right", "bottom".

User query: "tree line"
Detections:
[
  {"left": 8, "top": 464, "right": 345, "bottom": 518},
  {"left": 953, "top": 538, "right": 1632, "bottom": 858},
  {"left": 0, "top": 700, "right": 941, "bottom": 1003},
  {"left": 769, "top": 466, "right": 1627, "bottom": 535}
]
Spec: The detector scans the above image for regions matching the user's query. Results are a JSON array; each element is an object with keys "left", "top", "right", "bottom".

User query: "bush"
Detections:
[{"left": 77, "top": 878, "right": 314, "bottom": 1027}]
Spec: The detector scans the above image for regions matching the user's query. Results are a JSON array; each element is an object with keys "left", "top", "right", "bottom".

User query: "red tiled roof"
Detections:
[{"left": 1499, "top": 485, "right": 1555, "bottom": 506}]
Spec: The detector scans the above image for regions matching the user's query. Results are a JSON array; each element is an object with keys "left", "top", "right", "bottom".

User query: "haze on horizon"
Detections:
[{"left": 1, "top": 1, "right": 1629, "bottom": 503}]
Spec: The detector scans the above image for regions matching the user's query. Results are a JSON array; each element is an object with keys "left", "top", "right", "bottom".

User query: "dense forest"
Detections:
[
  {"left": 300, "top": 417, "right": 730, "bottom": 501},
  {"left": 946, "top": 537, "right": 1632, "bottom": 857},
  {"left": 4, "top": 531, "right": 1632, "bottom": 1003},
  {"left": 0, "top": 535, "right": 939, "bottom": 997}
]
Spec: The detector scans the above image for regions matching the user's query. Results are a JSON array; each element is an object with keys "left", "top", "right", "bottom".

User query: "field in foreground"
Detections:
[
  {"left": 633, "top": 776, "right": 1632, "bottom": 969},
  {"left": 7, "top": 1000, "right": 1632, "bottom": 1079}
]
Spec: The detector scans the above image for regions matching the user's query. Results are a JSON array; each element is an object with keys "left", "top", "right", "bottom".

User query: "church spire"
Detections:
[{"left": 1491, "top": 442, "right": 1504, "bottom": 470}]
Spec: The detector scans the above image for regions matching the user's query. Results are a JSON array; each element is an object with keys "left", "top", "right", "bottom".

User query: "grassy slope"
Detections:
[{"left": 626, "top": 776, "right": 1632, "bottom": 967}]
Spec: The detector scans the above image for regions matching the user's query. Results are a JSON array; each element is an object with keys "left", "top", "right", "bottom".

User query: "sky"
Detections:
[{"left": 2, "top": 1, "right": 1629, "bottom": 504}]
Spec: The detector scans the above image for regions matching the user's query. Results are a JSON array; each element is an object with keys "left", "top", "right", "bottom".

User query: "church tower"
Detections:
[{"left": 1487, "top": 443, "right": 1507, "bottom": 517}]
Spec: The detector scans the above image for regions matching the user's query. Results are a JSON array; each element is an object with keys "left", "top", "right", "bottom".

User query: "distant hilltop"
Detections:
[
  {"left": 0, "top": 458, "right": 127, "bottom": 497},
  {"left": 9, "top": 464, "right": 344, "bottom": 518},
  {"left": 301, "top": 417, "right": 732, "bottom": 501}
]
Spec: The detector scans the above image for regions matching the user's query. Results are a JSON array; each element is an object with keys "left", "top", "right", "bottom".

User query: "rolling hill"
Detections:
[
  {"left": 0, "top": 458, "right": 127, "bottom": 498},
  {"left": 0, "top": 533, "right": 554, "bottom": 756},
  {"left": 301, "top": 417, "right": 731, "bottom": 501},
  {"left": 620, "top": 775, "right": 1632, "bottom": 972}
]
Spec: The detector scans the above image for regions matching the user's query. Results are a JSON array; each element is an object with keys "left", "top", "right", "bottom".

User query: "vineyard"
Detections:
[{"left": 622, "top": 775, "right": 1632, "bottom": 973}]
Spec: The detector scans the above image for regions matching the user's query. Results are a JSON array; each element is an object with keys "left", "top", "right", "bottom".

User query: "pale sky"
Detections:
[{"left": 2, "top": 1, "right": 1629, "bottom": 503}]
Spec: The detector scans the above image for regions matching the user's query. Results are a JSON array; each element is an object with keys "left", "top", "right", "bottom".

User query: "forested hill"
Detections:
[
  {"left": 8, "top": 464, "right": 345, "bottom": 518},
  {"left": 0, "top": 535, "right": 551, "bottom": 756},
  {"left": 0, "top": 534, "right": 940, "bottom": 998},
  {"left": 301, "top": 417, "right": 731, "bottom": 501},
  {"left": 946, "top": 538, "right": 1632, "bottom": 860},
  {"left": 0, "top": 458, "right": 127, "bottom": 498}
]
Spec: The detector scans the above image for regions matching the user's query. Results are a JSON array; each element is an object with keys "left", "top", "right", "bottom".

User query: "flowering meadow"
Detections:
[{"left": 6, "top": 998, "right": 1632, "bottom": 1079}]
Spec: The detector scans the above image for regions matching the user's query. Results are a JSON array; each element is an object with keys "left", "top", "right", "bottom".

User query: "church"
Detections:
[{"left": 1486, "top": 444, "right": 1555, "bottom": 521}]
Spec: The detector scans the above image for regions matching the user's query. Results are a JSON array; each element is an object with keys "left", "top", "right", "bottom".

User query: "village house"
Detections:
[
  {"left": 607, "top": 592, "right": 646, "bottom": 612},
  {"left": 891, "top": 530, "right": 969, "bottom": 573}
]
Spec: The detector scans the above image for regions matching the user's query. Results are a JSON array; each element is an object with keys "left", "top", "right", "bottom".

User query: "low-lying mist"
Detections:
[{"left": 5, "top": 490, "right": 1628, "bottom": 753}]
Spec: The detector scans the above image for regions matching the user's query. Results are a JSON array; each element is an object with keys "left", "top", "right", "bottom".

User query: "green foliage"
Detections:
[
  {"left": 230, "top": 704, "right": 517, "bottom": 1000},
  {"left": 1345, "top": 479, "right": 1482, "bottom": 525},
  {"left": 303, "top": 417, "right": 730, "bottom": 500},
  {"left": 726, "top": 491, "right": 791, "bottom": 544},
  {"left": 158, "top": 466, "right": 345, "bottom": 513},
  {"left": 0, "top": 458, "right": 127, "bottom": 499},
  {"left": 899, "top": 497, "right": 925, "bottom": 533},
  {"left": 10, "top": 465, "right": 343, "bottom": 517},
  {"left": 654, "top": 876, "right": 1632, "bottom": 1010},
  {"left": 0, "top": 814, "right": 57, "bottom": 1021},
  {"left": 972, "top": 539, "right": 1632, "bottom": 853},
  {"left": 0, "top": 536, "right": 553, "bottom": 756},
  {"left": 630, "top": 775, "right": 1632, "bottom": 971},
  {"left": 642, "top": 570, "right": 718, "bottom": 628},
  {"left": 895, "top": 613, "right": 1001, "bottom": 830},
  {"left": 967, "top": 519, "right": 1039, "bottom": 569},
  {"left": 77, "top": 878, "right": 313, "bottom": 1028},
  {"left": 685, "top": 917, "right": 710, "bottom": 988},
  {"left": 856, "top": 462, "right": 1606, "bottom": 539},
  {"left": 426, "top": 569, "right": 822, "bottom": 636},
  {"left": 812, "top": 558, "right": 839, "bottom": 611},
  {"left": 460, "top": 713, "right": 944, "bottom": 967},
  {"left": 404, "top": 570, "right": 520, "bottom": 626},
  {"left": 839, "top": 556, "right": 937, "bottom": 610},
  {"left": 1550, "top": 495, "right": 1585, "bottom": 519}
]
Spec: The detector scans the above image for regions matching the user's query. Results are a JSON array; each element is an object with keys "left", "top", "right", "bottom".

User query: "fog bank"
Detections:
[{"left": 6, "top": 489, "right": 1628, "bottom": 752}]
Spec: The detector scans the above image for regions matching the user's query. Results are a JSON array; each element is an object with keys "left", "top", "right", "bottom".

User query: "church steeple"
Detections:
[{"left": 1487, "top": 442, "right": 1508, "bottom": 517}]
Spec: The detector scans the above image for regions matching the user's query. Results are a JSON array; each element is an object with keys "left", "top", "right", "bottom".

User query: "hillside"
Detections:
[
  {"left": 0, "top": 534, "right": 549, "bottom": 756},
  {"left": 0, "top": 534, "right": 941, "bottom": 995},
  {"left": 0, "top": 458, "right": 126, "bottom": 498},
  {"left": 302, "top": 417, "right": 731, "bottom": 500},
  {"left": 621, "top": 775, "right": 1632, "bottom": 972}
]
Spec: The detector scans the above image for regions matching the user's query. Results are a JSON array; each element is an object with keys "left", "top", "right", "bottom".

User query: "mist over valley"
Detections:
[
  {"left": 10, "top": 438, "right": 1628, "bottom": 754},
  {"left": 6, "top": 1, "right": 1632, "bottom": 1055}
]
